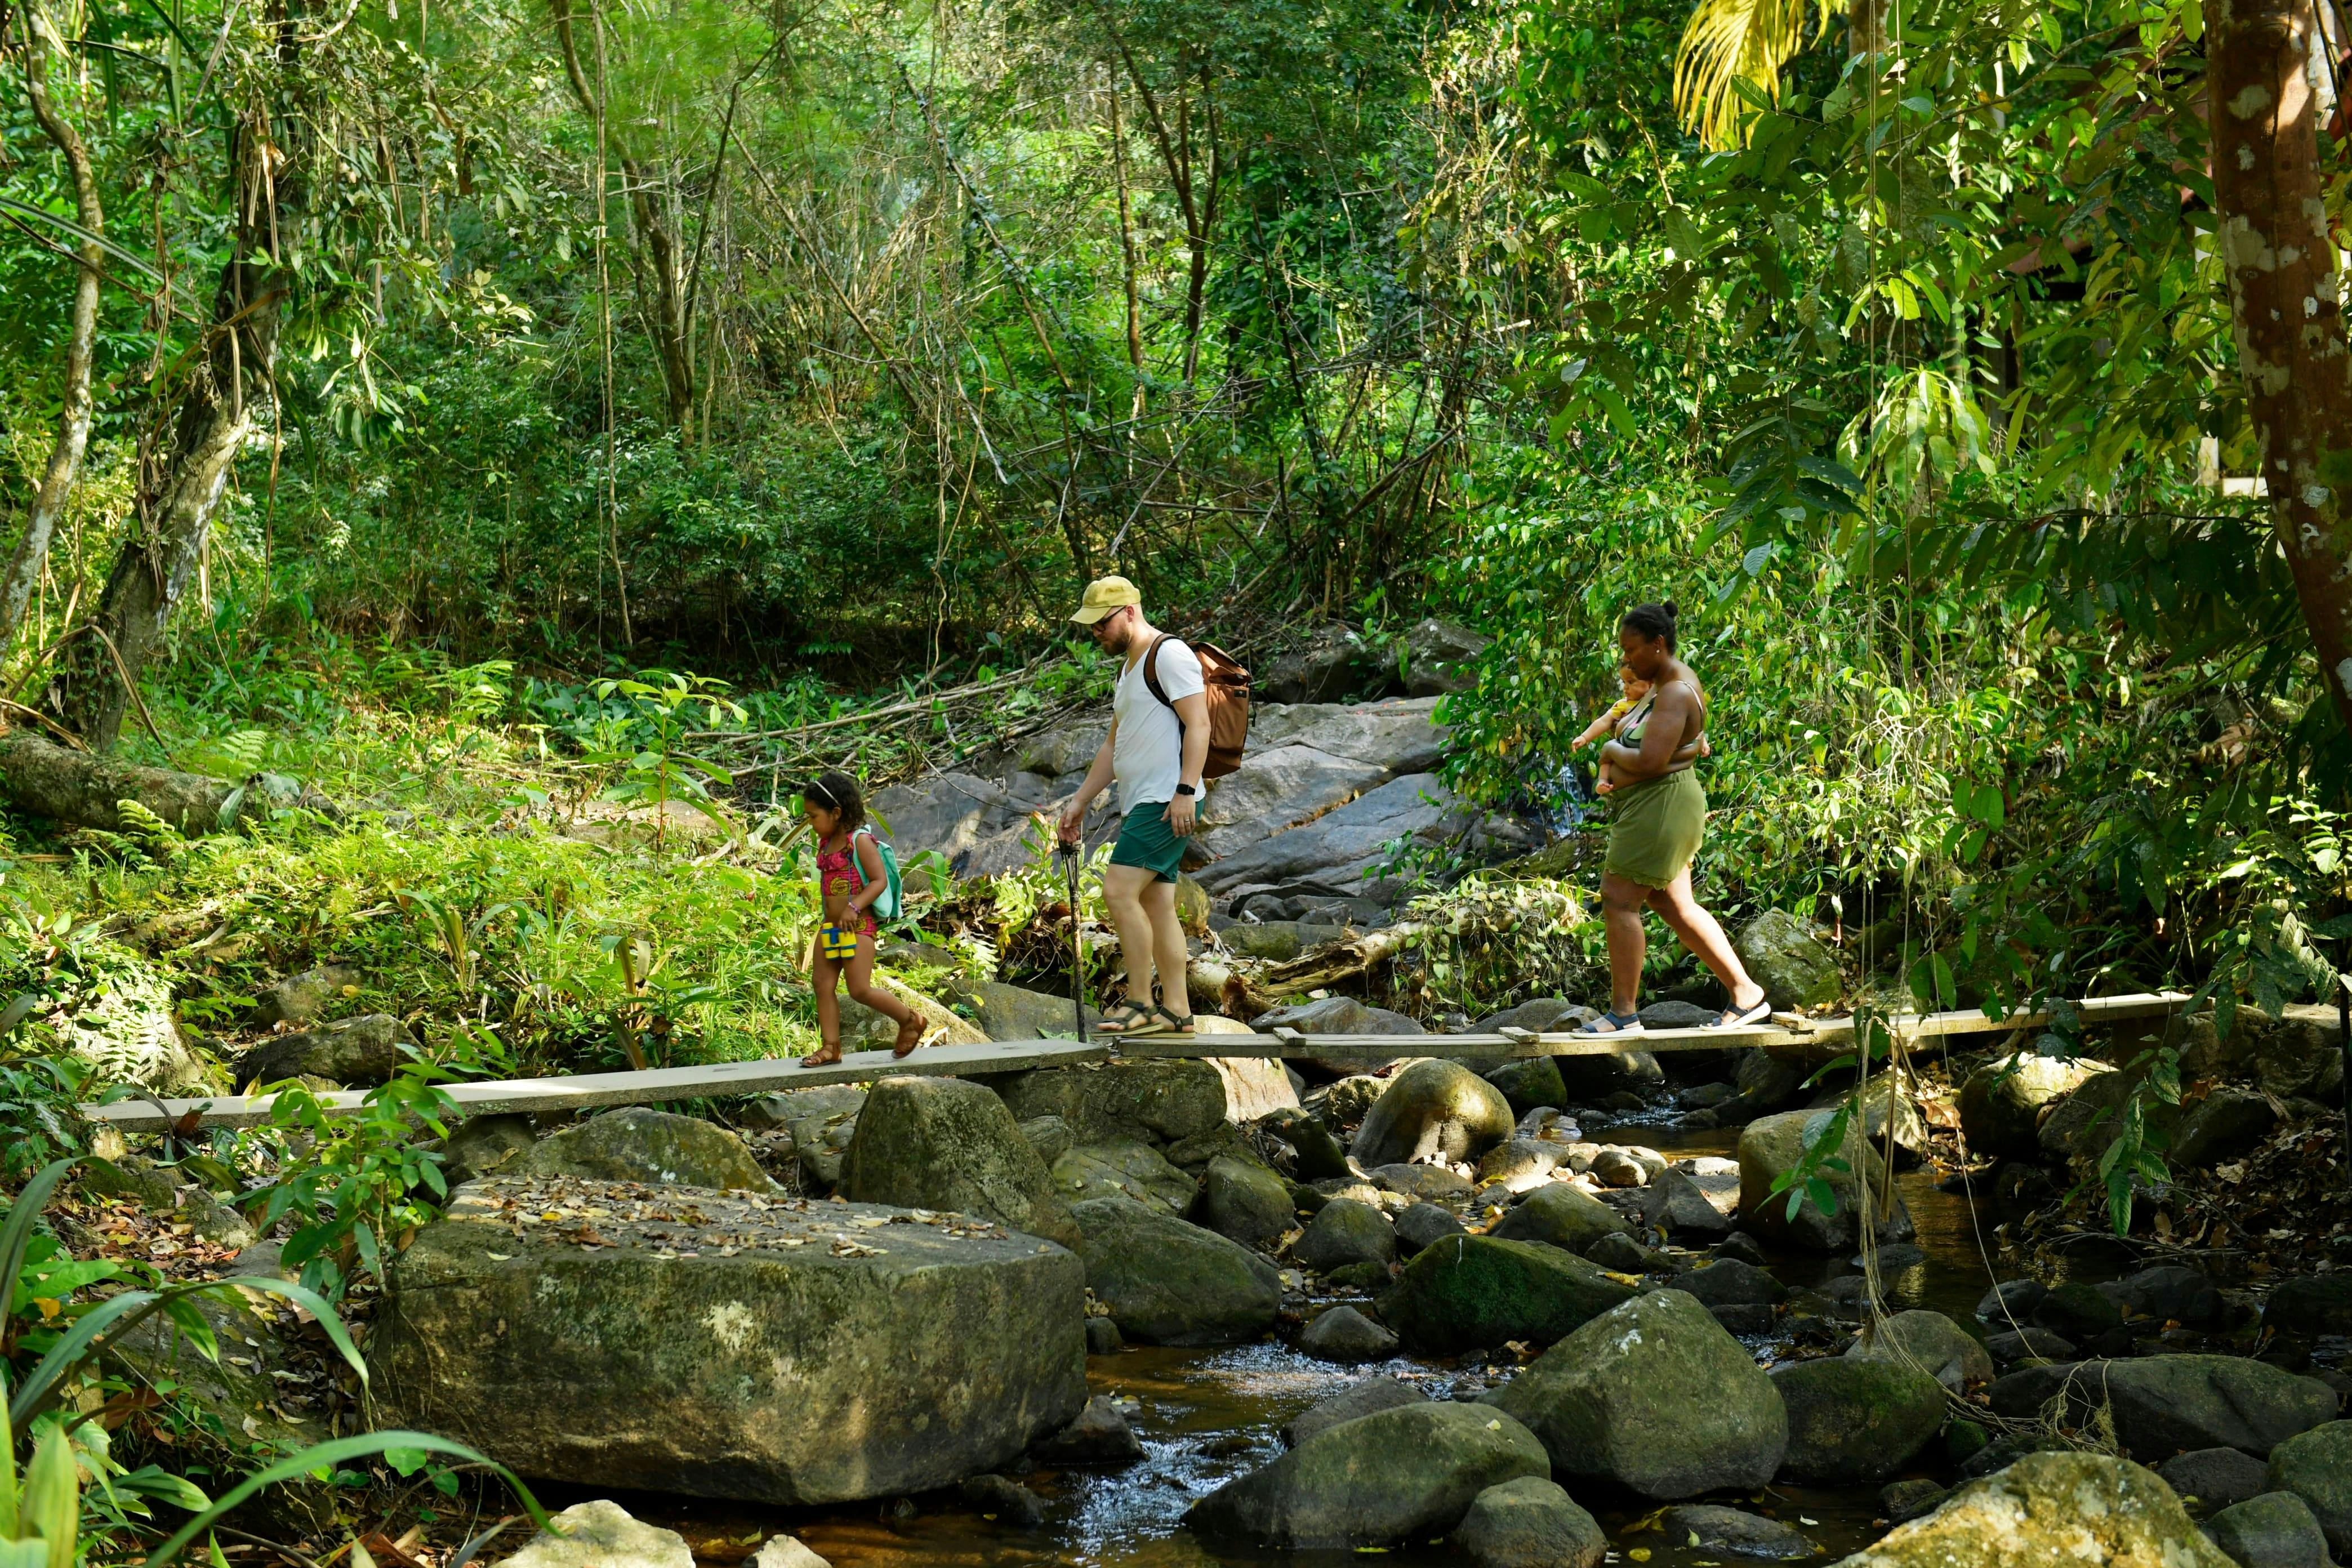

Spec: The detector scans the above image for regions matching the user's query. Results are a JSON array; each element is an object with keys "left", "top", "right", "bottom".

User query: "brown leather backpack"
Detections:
[{"left": 1143, "top": 635, "right": 1251, "bottom": 778}]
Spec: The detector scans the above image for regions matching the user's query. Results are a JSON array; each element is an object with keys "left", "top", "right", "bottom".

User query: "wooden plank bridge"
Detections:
[{"left": 83, "top": 991, "right": 2190, "bottom": 1134}]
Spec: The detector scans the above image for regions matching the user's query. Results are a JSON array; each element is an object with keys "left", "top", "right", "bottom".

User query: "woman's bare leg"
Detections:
[
  {"left": 1645, "top": 870, "right": 1766, "bottom": 1011},
  {"left": 1600, "top": 872, "right": 1650, "bottom": 1018}
]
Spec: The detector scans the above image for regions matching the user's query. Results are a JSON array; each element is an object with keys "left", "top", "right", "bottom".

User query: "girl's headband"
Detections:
[{"left": 805, "top": 778, "right": 839, "bottom": 808}]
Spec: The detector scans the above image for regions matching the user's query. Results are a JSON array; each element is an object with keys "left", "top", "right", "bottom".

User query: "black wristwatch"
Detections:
[{"left": 1174, "top": 782, "right": 1197, "bottom": 798}]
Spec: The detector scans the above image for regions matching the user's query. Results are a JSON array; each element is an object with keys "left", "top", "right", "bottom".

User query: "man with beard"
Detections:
[{"left": 1058, "top": 575, "right": 1209, "bottom": 1036}]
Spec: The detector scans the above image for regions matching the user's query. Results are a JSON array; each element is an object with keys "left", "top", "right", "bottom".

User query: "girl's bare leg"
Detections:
[
  {"left": 843, "top": 934, "right": 923, "bottom": 1055},
  {"left": 804, "top": 942, "right": 845, "bottom": 1064},
  {"left": 1645, "top": 870, "right": 1766, "bottom": 1011}
]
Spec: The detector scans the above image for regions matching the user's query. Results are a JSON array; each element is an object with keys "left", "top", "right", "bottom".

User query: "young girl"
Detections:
[{"left": 798, "top": 770, "right": 924, "bottom": 1064}]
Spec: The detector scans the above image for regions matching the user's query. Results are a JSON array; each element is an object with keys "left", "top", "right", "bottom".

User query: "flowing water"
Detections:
[{"left": 551, "top": 1129, "right": 2070, "bottom": 1567}]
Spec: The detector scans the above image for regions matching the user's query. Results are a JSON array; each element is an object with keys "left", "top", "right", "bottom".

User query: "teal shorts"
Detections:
[{"left": 1110, "top": 800, "right": 1185, "bottom": 883}]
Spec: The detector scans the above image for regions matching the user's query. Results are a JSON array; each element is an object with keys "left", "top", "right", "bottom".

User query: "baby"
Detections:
[{"left": 1574, "top": 665, "right": 1651, "bottom": 794}]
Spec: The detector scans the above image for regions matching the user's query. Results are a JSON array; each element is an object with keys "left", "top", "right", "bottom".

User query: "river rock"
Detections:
[
  {"left": 1196, "top": 1156, "right": 1296, "bottom": 1249},
  {"left": 1378, "top": 1233, "right": 1635, "bottom": 1352},
  {"left": 235, "top": 1013, "right": 414, "bottom": 1090},
  {"left": 2033, "top": 1280, "right": 2126, "bottom": 1339},
  {"left": 1735, "top": 910, "right": 1841, "bottom": 1009},
  {"left": 994, "top": 1060, "right": 1227, "bottom": 1147},
  {"left": 114, "top": 1290, "right": 328, "bottom": 1524},
  {"left": 1986, "top": 1328, "right": 2077, "bottom": 1364},
  {"left": 1293, "top": 1198, "right": 1397, "bottom": 1271},
  {"left": 1032, "top": 1394, "right": 1146, "bottom": 1464},
  {"left": 1558, "top": 1048, "right": 1665, "bottom": 1101},
  {"left": 1476, "top": 1138, "right": 1565, "bottom": 1193},
  {"left": 500, "top": 1501, "right": 693, "bottom": 1568},
  {"left": 1202, "top": 1052, "right": 1301, "bottom": 1120},
  {"left": 1771, "top": 1357, "right": 1948, "bottom": 1483},
  {"left": 1262, "top": 1107, "right": 1352, "bottom": 1181},
  {"left": 2160, "top": 1447, "right": 2274, "bottom": 1512},
  {"left": 1956, "top": 1052, "right": 2097, "bottom": 1161},
  {"left": 1654, "top": 1167, "right": 1737, "bottom": 1237},
  {"left": 2100, "top": 1263, "right": 2222, "bottom": 1326},
  {"left": 1051, "top": 1140, "right": 1198, "bottom": 1214},
  {"left": 1299, "top": 1304, "right": 1400, "bottom": 1361},
  {"left": 2264, "top": 1275, "right": 2352, "bottom": 1338},
  {"left": 1069, "top": 1193, "right": 1281, "bottom": 1345},
  {"left": 371, "top": 1175, "right": 1087, "bottom": 1502},
  {"left": 959, "top": 1473, "right": 1046, "bottom": 1527},
  {"left": 1879, "top": 1480, "right": 1948, "bottom": 1524},
  {"left": 1350, "top": 1059, "right": 1513, "bottom": 1166},
  {"left": 742, "top": 1084, "right": 866, "bottom": 1134},
  {"left": 1187, "top": 1401, "right": 1549, "bottom": 1549},
  {"left": 2204, "top": 1491, "right": 2332, "bottom": 1568},
  {"left": 1281, "top": 1378, "right": 1428, "bottom": 1447},
  {"left": 1395, "top": 1201, "right": 1465, "bottom": 1255},
  {"left": 2268, "top": 1421, "right": 2352, "bottom": 1554},
  {"left": 2039, "top": 1066, "right": 2181, "bottom": 1163},
  {"left": 1480, "top": 1058, "right": 1568, "bottom": 1120},
  {"left": 1453, "top": 1477, "right": 1605, "bottom": 1568},
  {"left": 1493, "top": 1289, "right": 1788, "bottom": 1498},
  {"left": 1018, "top": 1115, "right": 1075, "bottom": 1165},
  {"left": 1830, "top": 1450, "right": 2235, "bottom": 1567},
  {"left": 841, "top": 1074, "right": 1079, "bottom": 1246},
  {"left": 518, "top": 1108, "right": 773, "bottom": 1191},
  {"left": 1219, "top": 919, "right": 1349, "bottom": 962},
  {"left": 1371, "top": 1162, "right": 1473, "bottom": 1201},
  {"left": 251, "top": 963, "right": 364, "bottom": 1029},
  {"left": 1677, "top": 1258, "right": 1786, "bottom": 1308},
  {"left": 1992, "top": 1357, "right": 2337, "bottom": 1458},
  {"left": 1489, "top": 1183, "right": 1630, "bottom": 1255},
  {"left": 1843, "top": 1310, "right": 1994, "bottom": 1392},
  {"left": 1736, "top": 1108, "right": 1913, "bottom": 1251},
  {"left": 1659, "top": 1504, "right": 1812, "bottom": 1561},
  {"left": 751, "top": 1536, "right": 828, "bottom": 1568},
  {"left": 2173, "top": 1085, "right": 2280, "bottom": 1168},
  {"left": 1402, "top": 617, "right": 1487, "bottom": 694},
  {"left": 2173, "top": 1005, "right": 2347, "bottom": 1102},
  {"left": 941, "top": 979, "right": 1098, "bottom": 1041}
]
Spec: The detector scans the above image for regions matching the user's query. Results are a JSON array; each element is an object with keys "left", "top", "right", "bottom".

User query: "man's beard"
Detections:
[{"left": 1102, "top": 620, "right": 1135, "bottom": 655}]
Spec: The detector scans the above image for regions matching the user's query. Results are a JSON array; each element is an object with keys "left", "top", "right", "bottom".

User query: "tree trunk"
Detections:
[
  {"left": 0, "top": 6, "right": 105, "bottom": 647},
  {"left": 0, "top": 731, "right": 237, "bottom": 833},
  {"left": 2210, "top": 0, "right": 2352, "bottom": 736},
  {"left": 52, "top": 133, "right": 292, "bottom": 751}
]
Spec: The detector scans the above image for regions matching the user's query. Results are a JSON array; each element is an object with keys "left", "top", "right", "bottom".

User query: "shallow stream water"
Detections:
[{"left": 549, "top": 1128, "right": 2100, "bottom": 1567}]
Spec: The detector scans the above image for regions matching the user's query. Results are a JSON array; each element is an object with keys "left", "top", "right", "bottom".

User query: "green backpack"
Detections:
[{"left": 849, "top": 827, "right": 905, "bottom": 921}]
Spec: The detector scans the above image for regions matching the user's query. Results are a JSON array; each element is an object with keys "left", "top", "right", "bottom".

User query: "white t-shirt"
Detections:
[{"left": 1111, "top": 636, "right": 1204, "bottom": 814}]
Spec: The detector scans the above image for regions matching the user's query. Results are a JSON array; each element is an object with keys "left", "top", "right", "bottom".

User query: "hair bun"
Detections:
[{"left": 1663, "top": 600, "right": 1680, "bottom": 620}]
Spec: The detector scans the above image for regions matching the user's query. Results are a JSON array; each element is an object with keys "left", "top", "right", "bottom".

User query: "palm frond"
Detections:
[{"left": 1673, "top": 0, "right": 1850, "bottom": 149}]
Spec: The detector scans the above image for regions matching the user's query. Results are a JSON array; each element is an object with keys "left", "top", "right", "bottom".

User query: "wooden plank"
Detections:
[
  {"left": 81, "top": 992, "right": 2193, "bottom": 1133},
  {"left": 84, "top": 1039, "right": 1111, "bottom": 1133}
]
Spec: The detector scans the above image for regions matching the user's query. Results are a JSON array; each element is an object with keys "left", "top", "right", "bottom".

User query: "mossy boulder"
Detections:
[
  {"left": 1068, "top": 1193, "right": 1281, "bottom": 1346},
  {"left": 1771, "top": 1357, "right": 1948, "bottom": 1483},
  {"left": 1050, "top": 1141, "right": 1197, "bottom": 1214},
  {"left": 1195, "top": 1155, "right": 1296, "bottom": 1249},
  {"left": 515, "top": 1108, "right": 774, "bottom": 1192},
  {"left": 993, "top": 1061, "right": 1227, "bottom": 1146},
  {"left": 1734, "top": 910, "right": 1841, "bottom": 1010},
  {"left": 2268, "top": 1421, "right": 2352, "bottom": 1555},
  {"left": 1187, "top": 1402, "right": 1549, "bottom": 1549},
  {"left": 1377, "top": 1235, "right": 1636, "bottom": 1354},
  {"left": 235, "top": 1013, "right": 415, "bottom": 1090},
  {"left": 1736, "top": 1108, "right": 1913, "bottom": 1251},
  {"left": 1351, "top": 1059, "right": 1515, "bottom": 1168},
  {"left": 1482, "top": 1057, "right": 1568, "bottom": 1119},
  {"left": 841, "top": 1073, "right": 1078, "bottom": 1246},
  {"left": 372, "top": 1175, "right": 1088, "bottom": 1503},
  {"left": 1454, "top": 1477, "right": 1606, "bottom": 1568},
  {"left": 1955, "top": 1051, "right": 2097, "bottom": 1161},
  {"left": 1829, "top": 1451, "right": 2234, "bottom": 1568},
  {"left": 1491, "top": 1289, "right": 1788, "bottom": 1499},
  {"left": 1291, "top": 1197, "right": 1396, "bottom": 1272},
  {"left": 1489, "top": 1184, "right": 1632, "bottom": 1255}
]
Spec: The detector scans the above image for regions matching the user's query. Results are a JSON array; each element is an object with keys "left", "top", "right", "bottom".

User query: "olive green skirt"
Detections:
[{"left": 1603, "top": 768, "right": 1707, "bottom": 888}]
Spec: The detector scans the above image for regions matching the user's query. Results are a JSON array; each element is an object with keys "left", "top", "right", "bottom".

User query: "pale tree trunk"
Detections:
[
  {"left": 52, "top": 152, "right": 289, "bottom": 750},
  {"left": 2210, "top": 0, "right": 2352, "bottom": 736},
  {"left": 0, "top": 6, "right": 105, "bottom": 647}
]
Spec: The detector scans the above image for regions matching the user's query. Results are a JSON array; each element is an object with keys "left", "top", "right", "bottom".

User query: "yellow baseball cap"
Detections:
[{"left": 1069, "top": 574, "right": 1142, "bottom": 624}]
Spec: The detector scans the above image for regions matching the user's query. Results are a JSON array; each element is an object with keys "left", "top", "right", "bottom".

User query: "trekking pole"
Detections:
[{"left": 1061, "top": 839, "right": 1088, "bottom": 1043}]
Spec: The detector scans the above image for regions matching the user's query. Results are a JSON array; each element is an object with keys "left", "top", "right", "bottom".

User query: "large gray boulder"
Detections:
[
  {"left": 2204, "top": 1492, "right": 2333, "bottom": 1568},
  {"left": 1734, "top": 910, "right": 1841, "bottom": 1010},
  {"left": 1195, "top": 745, "right": 1387, "bottom": 859},
  {"left": 2096, "top": 1356, "right": 2338, "bottom": 1459},
  {"left": 1955, "top": 1051, "right": 2097, "bottom": 1161},
  {"left": 1194, "top": 772, "right": 1473, "bottom": 896},
  {"left": 1453, "top": 1477, "right": 1605, "bottom": 1568},
  {"left": 1068, "top": 1194, "right": 1282, "bottom": 1346},
  {"left": 1351, "top": 1059, "right": 1515, "bottom": 1168},
  {"left": 1291, "top": 1198, "right": 1396, "bottom": 1272},
  {"left": 841, "top": 1075, "right": 1079, "bottom": 1246},
  {"left": 1489, "top": 1184, "right": 1631, "bottom": 1255},
  {"left": 372, "top": 1175, "right": 1086, "bottom": 1503},
  {"left": 2038, "top": 1067, "right": 2181, "bottom": 1164},
  {"left": 1493, "top": 1289, "right": 1787, "bottom": 1499},
  {"left": 1187, "top": 1401, "right": 1549, "bottom": 1549},
  {"left": 1482, "top": 1057, "right": 1568, "bottom": 1119},
  {"left": 1402, "top": 618, "right": 1488, "bottom": 697},
  {"left": 1829, "top": 1451, "right": 2235, "bottom": 1568},
  {"left": 1050, "top": 1141, "right": 1197, "bottom": 1214},
  {"left": 2172, "top": 1086, "right": 2280, "bottom": 1169},
  {"left": 1297, "top": 1304, "right": 1399, "bottom": 1362},
  {"left": 498, "top": 1502, "right": 692, "bottom": 1568},
  {"left": 1252, "top": 995, "right": 1426, "bottom": 1078},
  {"left": 251, "top": 962, "right": 364, "bottom": 1029},
  {"left": 235, "top": 1013, "right": 415, "bottom": 1089},
  {"left": 992, "top": 1061, "right": 1227, "bottom": 1147},
  {"left": 2268, "top": 1421, "right": 2352, "bottom": 1554},
  {"left": 1280, "top": 1378, "right": 1429, "bottom": 1448},
  {"left": 1378, "top": 1236, "right": 1636, "bottom": 1353},
  {"left": 1195, "top": 1156, "right": 1296, "bottom": 1249},
  {"left": 1736, "top": 1108, "right": 1913, "bottom": 1250},
  {"left": 518, "top": 1108, "right": 773, "bottom": 1192},
  {"left": 941, "top": 979, "right": 1098, "bottom": 1042},
  {"left": 1771, "top": 1357, "right": 1948, "bottom": 1483},
  {"left": 1845, "top": 1309, "right": 1994, "bottom": 1392}
]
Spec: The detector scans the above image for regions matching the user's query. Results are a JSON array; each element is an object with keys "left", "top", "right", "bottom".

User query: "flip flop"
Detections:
[
  {"left": 1576, "top": 1010, "right": 1646, "bottom": 1036},
  {"left": 1709, "top": 999, "right": 1773, "bottom": 1030},
  {"left": 1094, "top": 1003, "right": 1155, "bottom": 1036}
]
